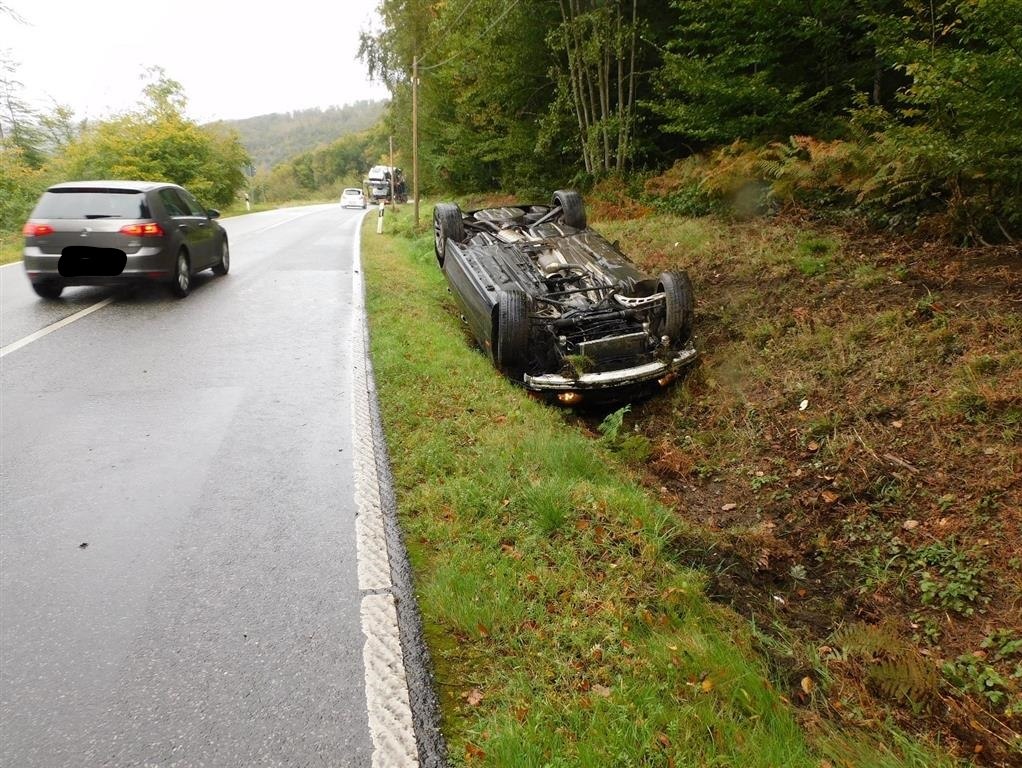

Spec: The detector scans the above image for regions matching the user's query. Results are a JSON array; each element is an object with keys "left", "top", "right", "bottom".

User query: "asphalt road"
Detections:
[{"left": 0, "top": 206, "right": 379, "bottom": 767}]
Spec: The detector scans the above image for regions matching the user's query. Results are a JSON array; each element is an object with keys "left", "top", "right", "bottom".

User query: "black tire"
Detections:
[
  {"left": 31, "top": 280, "right": 63, "bottom": 300},
  {"left": 212, "top": 238, "right": 230, "bottom": 276},
  {"left": 552, "top": 189, "right": 586, "bottom": 230},
  {"left": 494, "top": 290, "right": 529, "bottom": 376},
  {"left": 433, "top": 203, "right": 465, "bottom": 267},
  {"left": 171, "top": 249, "right": 191, "bottom": 298},
  {"left": 657, "top": 270, "right": 695, "bottom": 346}
]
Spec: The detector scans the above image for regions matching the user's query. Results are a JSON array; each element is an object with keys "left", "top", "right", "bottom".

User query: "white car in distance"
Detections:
[{"left": 340, "top": 188, "right": 367, "bottom": 209}]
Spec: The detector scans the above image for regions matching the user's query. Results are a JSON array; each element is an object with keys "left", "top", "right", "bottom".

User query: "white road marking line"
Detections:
[
  {"left": 0, "top": 297, "right": 116, "bottom": 358},
  {"left": 361, "top": 595, "right": 420, "bottom": 768},
  {"left": 349, "top": 211, "right": 420, "bottom": 767}
]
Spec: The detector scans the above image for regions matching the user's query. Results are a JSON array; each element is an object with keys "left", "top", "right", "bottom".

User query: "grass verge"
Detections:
[
  {"left": 360, "top": 206, "right": 955, "bottom": 766},
  {"left": 1, "top": 231, "right": 22, "bottom": 265}
]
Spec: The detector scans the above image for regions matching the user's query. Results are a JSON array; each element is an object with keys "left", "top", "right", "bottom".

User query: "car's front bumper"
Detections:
[{"left": 523, "top": 345, "right": 698, "bottom": 392}]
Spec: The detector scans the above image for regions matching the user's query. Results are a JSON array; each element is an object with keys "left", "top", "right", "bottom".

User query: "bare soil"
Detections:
[{"left": 585, "top": 214, "right": 1022, "bottom": 765}]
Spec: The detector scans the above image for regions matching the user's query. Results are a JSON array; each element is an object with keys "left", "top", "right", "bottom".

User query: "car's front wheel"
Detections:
[
  {"left": 212, "top": 238, "right": 230, "bottom": 276},
  {"left": 433, "top": 203, "right": 465, "bottom": 267},
  {"left": 494, "top": 290, "right": 530, "bottom": 378},
  {"left": 171, "top": 249, "right": 191, "bottom": 298},
  {"left": 31, "top": 280, "right": 63, "bottom": 300},
  {"left": 657, "top": 270, "right": 695, "bottom": 346},
  {"left": 553, "top": 189, "right": 587, "bottom": 230}
]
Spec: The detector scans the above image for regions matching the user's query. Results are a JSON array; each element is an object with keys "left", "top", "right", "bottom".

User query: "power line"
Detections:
[
  {"left": 418, "top": 0, "right": 485, "bottom": 65},
  {"left": 420, "top": 0, "right": 521, "bottom": 72}
]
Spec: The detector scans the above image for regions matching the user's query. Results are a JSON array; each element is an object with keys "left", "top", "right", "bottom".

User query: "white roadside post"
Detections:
[{"left": 376, "top": 200, "right": 385, "bottom": 234}]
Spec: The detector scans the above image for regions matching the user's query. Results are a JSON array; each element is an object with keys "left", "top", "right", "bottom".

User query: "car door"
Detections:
[
  {"left": 177, "top": 187, "right": 217, "bottom": 269},
  {"left": 157, "top": 187, "right": 207, "bottom": 268}
]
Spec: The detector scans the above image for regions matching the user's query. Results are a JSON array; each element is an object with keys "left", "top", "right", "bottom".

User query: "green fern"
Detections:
[{"left": 831, "top": 622, "right": 940, "bottom": 704}]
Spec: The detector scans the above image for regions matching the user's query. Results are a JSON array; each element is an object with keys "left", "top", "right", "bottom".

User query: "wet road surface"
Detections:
[{"left": 1, "top": 206, "right": 381, "bottom": 767}]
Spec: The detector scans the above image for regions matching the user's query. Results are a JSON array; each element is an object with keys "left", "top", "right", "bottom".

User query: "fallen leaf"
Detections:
[
  {"left": 593, "top": 684, "right": 612, "bottom": 698},
  {"left": 476, "top": 623, "right": 490, "bottom": 638},
  {"left": 464, "top": 688, "right": 483, "bottom": 706},
  {"left": 721, "top": 503, "right": 737, "bottom": 511},
  {"left": 799, "top": 399, "right": 809, "bottom": 411},
  {"left": 465, "top": 743, "right": 486, "bottom": 760},
  {"left": 656, "top": 732, "right": 671, "bottom": 748},
  {"left": 892, "top": 420, "right": 903, "bottom": 428},
  {"left": 902, "top": 519, "right": 919, "bottom": 531},
  {"left": 701, "top": 678, "right": 714, "bottom": 693},
  {"left": 821, "top": 490, "right": 839, "bottom": 504},
  {"left": 514, "top": 706, "right": 529, "bottom": 722},
  {"left": 801, "top": 676, "right": 814, "bottom": 694},
  {"left": 807, "top": 441, "right": 820, "bottom": 452}
]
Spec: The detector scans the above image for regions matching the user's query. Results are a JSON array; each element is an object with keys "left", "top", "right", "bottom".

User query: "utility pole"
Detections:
[
  {"left": 389, "top": 134, "right": 396, "bottom": 210},
  {"left": 412, "top": 54, "right": 419, "bottom": 230}
]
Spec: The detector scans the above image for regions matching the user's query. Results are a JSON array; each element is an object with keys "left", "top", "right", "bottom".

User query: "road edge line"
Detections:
[{"left": 350, "top": 211, "right": 448, "bottom": 767}]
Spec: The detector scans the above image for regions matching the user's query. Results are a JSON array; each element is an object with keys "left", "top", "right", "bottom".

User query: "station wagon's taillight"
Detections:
[
  {"left": 22, "top": 222, "right": 54, "bottom": 236},
  {"left": 119, "top": 223, "right": 165, "bottom": 237}
]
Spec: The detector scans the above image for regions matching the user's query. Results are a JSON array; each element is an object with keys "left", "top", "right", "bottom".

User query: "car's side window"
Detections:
[
  {"left": 158, "top": 188, "right": 189, "bottom": 217},
  {"left": 178, "top": 189, "right": 207, "bottom": 217}
]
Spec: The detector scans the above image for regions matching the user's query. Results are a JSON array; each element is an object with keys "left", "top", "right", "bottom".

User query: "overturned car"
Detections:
[{"left": 433, "top": 190, "right": 697, "bottom": 405}]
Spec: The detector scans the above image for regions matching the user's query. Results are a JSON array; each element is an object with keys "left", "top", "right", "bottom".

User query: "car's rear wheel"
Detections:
[
  {"left": 657, "top": 270, "right": 695, "bottom": 346},
  {"left": 171, "top": 249, "right": 191, "bottom": 298},
  {"left": 31, "top": 280, "right": 63, "bottom": 300},
  {"left": 494, "top": 289, "right": 530, "bottom": 378},
  {"left": 212, "top": 238, "right": 230, "bottom": 276},
  {"left": 433, "top": 203, "right": 465, "bottom": 267},
  {"left": 553, "top": 189, "right": 587, "bottom": 230}
]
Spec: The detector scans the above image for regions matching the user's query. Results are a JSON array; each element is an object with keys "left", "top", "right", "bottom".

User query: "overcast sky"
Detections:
[{"left": 1, "top": 0, "right": 390, "bottom": 123}]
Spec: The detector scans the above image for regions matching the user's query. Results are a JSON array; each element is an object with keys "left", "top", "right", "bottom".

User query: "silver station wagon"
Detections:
[{"left": 21, "top": 180, "right": 230, "bottom": 299}]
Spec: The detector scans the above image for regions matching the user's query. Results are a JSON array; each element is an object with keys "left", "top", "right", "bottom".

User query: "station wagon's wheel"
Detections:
[
  {"left": 552, "top": 189, "right": 587, "bottom": 230},
  {"left": 433, "top": 203, "right": 465, "bottom": 267},
  {"left": 31, "top": 280, "right": 63, "bottom": 300},
  {"left": 494, "top": 289, "right": 530, "bottom": 377},
  {"left": 171, "top": 249, "right": 191, "bottom": 298},
  {"left": 657, "top": 270, "right": 695, "bottom": 346},
  {"left": 212, "top": 238, "right": 230, "bottom": 276}
]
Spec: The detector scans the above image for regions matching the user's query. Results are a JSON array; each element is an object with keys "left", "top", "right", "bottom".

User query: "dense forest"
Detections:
[{"left": 360, "top": 0, "right": 1021, "bottom": 243}]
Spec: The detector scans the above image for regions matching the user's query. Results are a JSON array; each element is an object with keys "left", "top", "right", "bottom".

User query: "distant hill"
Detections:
[{"left": 210, "top": 101, "right": 388, "bottom": 170}]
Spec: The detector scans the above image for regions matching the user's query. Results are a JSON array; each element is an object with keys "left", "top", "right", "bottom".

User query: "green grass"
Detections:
[
  {"left": 1, "top": 231, "right": 22, "bottom": 265},
  {"left": 360, "top": 207, "right": 957, "bottom": 766}
]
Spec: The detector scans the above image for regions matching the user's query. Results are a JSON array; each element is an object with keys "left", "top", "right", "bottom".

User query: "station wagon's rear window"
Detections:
[{"left": 32, "top": 189, "right": 150, "bottom": 219}]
